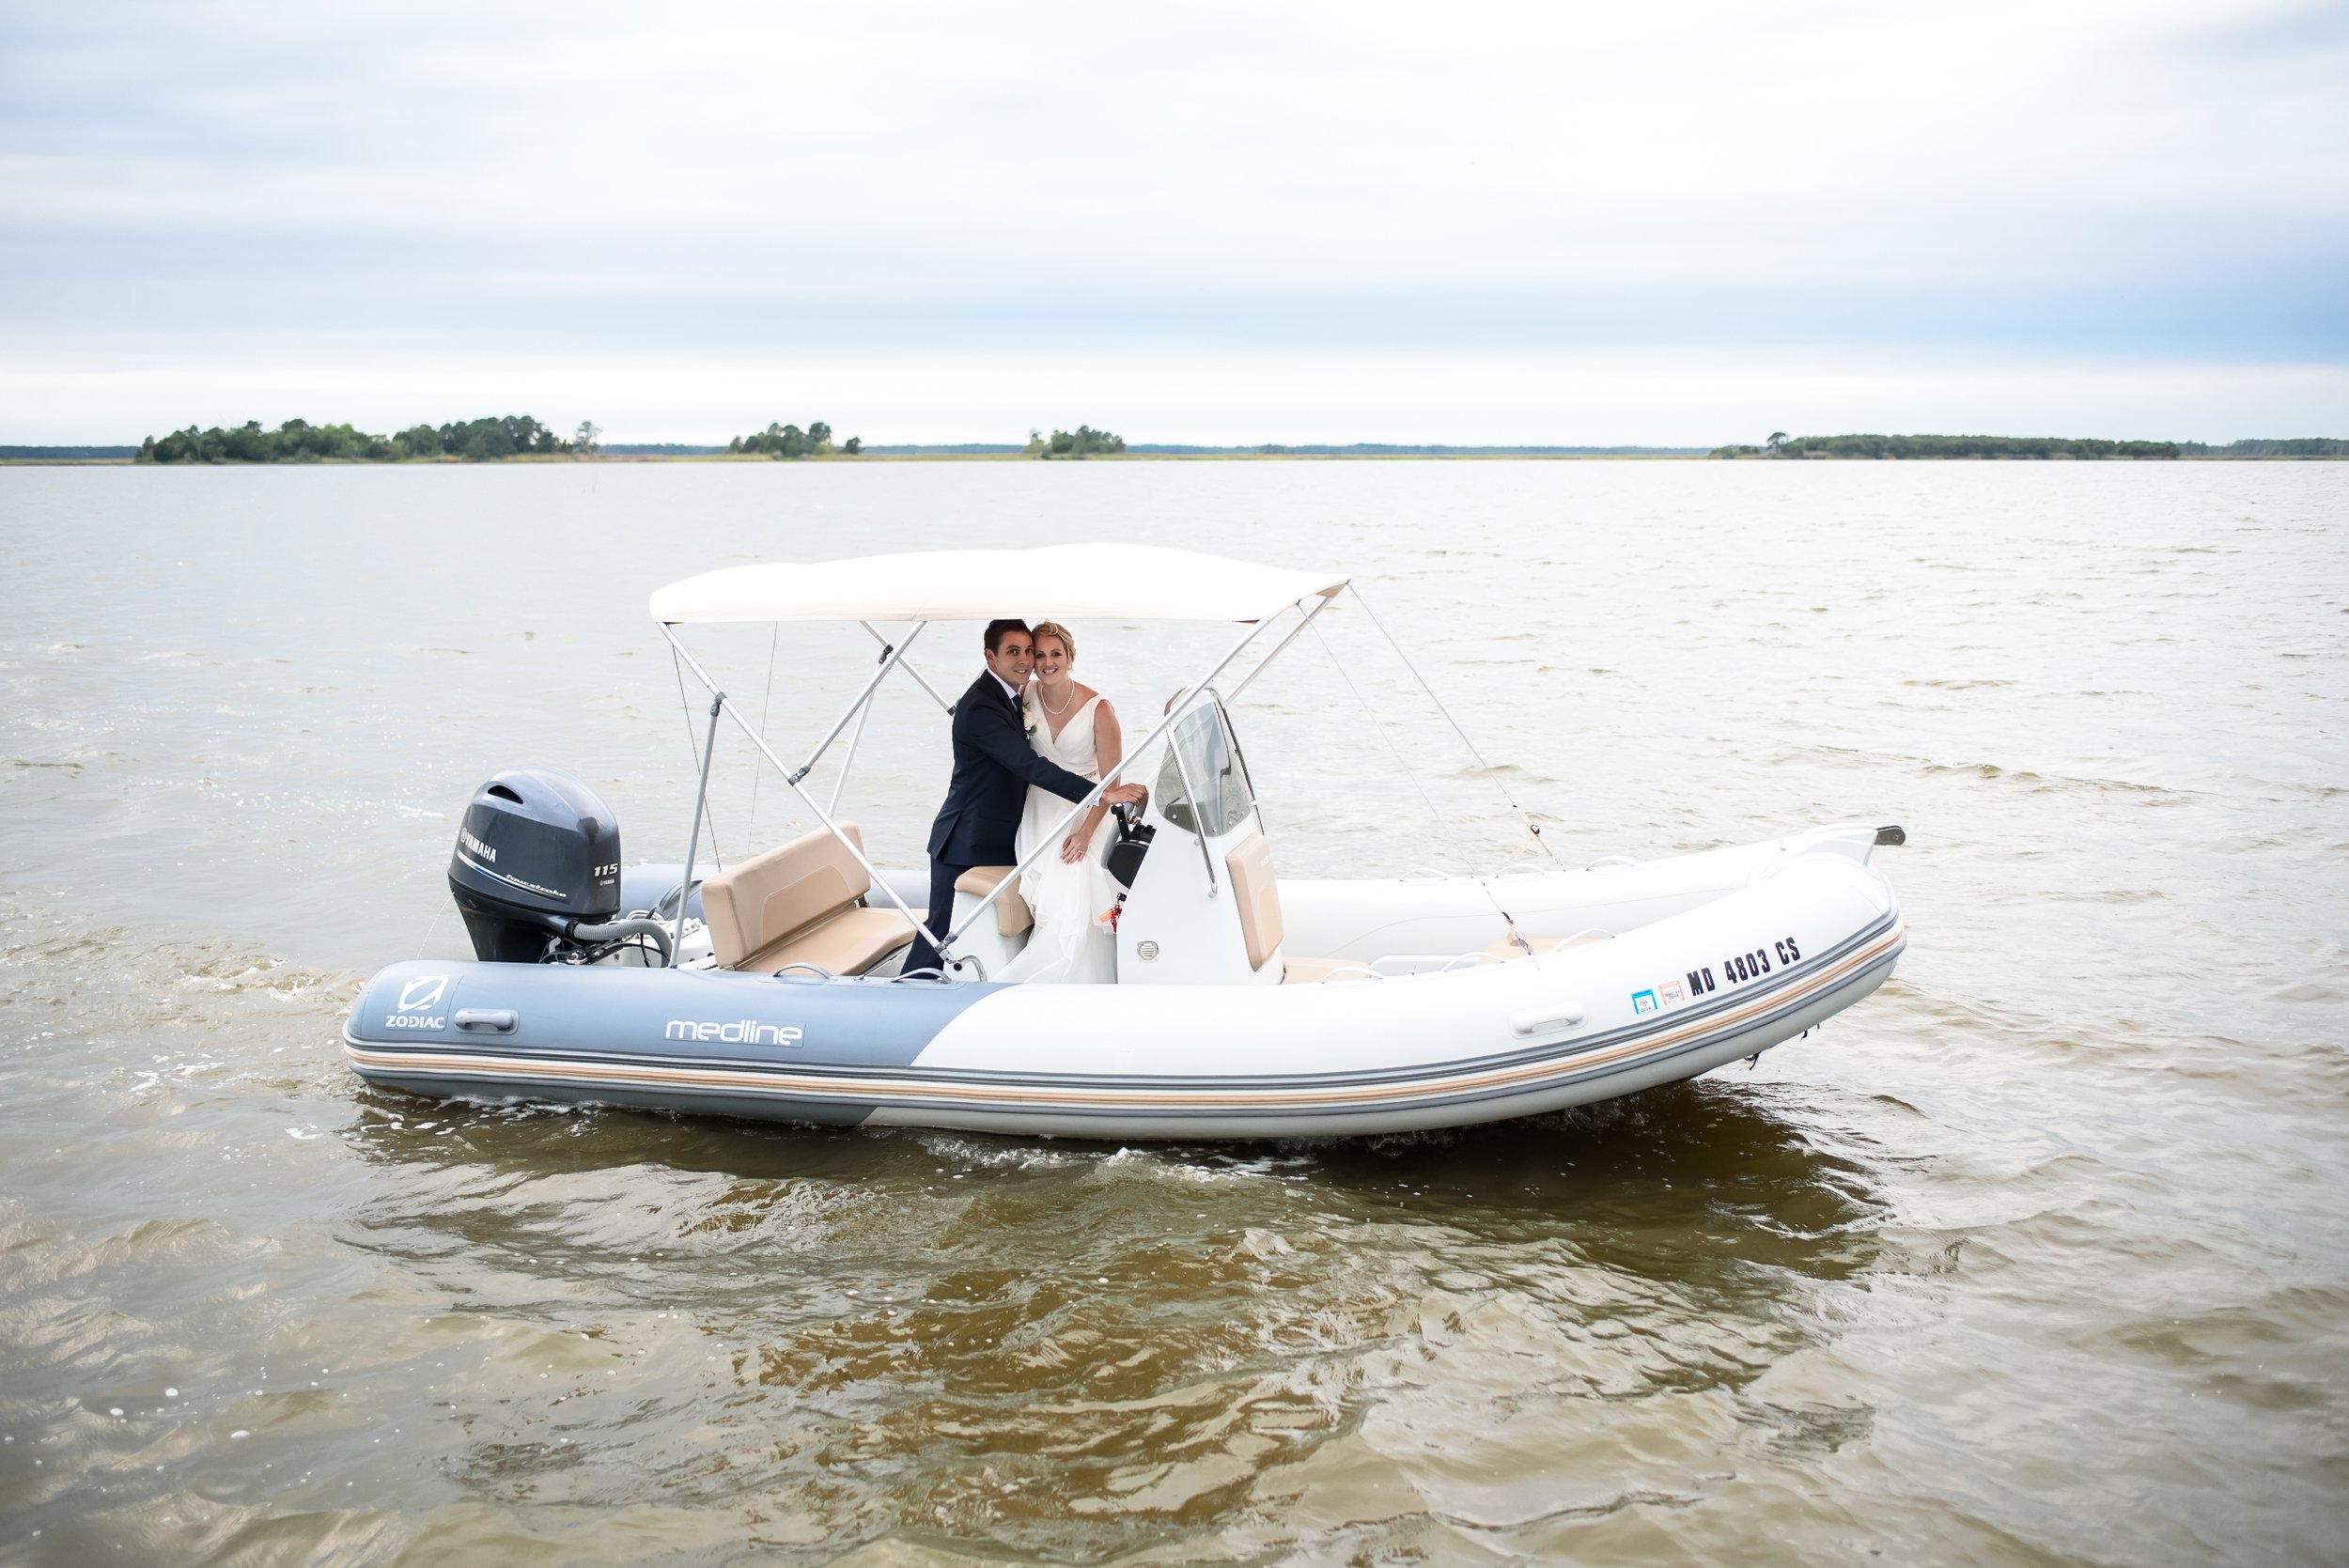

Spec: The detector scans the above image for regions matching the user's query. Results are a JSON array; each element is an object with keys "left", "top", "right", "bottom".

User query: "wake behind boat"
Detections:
[{"left": 344, "top": 544, "right": 1906, "bottom": 1140}]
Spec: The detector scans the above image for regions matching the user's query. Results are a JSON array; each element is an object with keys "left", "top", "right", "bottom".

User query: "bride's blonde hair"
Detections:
[{"left": 1030, "top": 620, "right": 1076, "bottom": 662}]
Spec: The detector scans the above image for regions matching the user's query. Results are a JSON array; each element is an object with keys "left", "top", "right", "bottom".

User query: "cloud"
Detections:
[{"left": 1, "top": 0, "right": 2342, "bottom": 437}]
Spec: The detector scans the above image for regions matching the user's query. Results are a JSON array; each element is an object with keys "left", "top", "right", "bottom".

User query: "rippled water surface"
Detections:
[{"left": 3, "top": 460, "right": 2344, "bottom": 1565}]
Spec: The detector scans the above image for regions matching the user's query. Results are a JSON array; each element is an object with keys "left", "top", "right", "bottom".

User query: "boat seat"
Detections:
[
  {"left": 952, "top": 865, "right": 1034, "bottom": 936},
  {"left": 1282, "top": 955, "right": 1378, "bottom": 985},
  {"left": 1231, "top": 832, "right": 1364, "bottom": 982},
  {"left": 702, "top": 822, "right": 920, "bottom": 975},
  {"left": 1482, "top": 929, "right": 1613, "bottom": 959},
  {"left": 1226, "top": 831, "right": 1283, "bottom": 972}
]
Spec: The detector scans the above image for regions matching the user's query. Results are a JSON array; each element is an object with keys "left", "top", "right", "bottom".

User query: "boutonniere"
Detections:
[{"left": 1022, "top": 696, "right": 1037, "bottom": 740}]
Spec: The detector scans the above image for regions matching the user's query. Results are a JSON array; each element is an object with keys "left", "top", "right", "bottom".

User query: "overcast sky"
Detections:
[{"left": 2, "top": 0, "right": 2343, "bottom": 443}]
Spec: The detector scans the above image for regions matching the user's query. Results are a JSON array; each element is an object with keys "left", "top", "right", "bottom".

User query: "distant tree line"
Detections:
[
  {"left": 2176, "top": 438, "right": 2347, "bottom": 457},
  {"left": 1022, "top": 426, "right": 1127, "bottom": 458},
  {"left": 728, "top": 421, "right": 859, "bottom": 458},
  {"left": 0, "top": 445, "right": 139, "bottom": 460},
  {"left": 138, "top": 414, "right": 590, "bottom": 463},
  {"left": 1711, "top": 432, "right": 2181, "bottom": 459}
]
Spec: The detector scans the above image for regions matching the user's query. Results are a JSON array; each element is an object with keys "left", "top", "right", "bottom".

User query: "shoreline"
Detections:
[
  {"left": 8, "top": 450, "right": 2346, "bottom": 468},
  {"left": 1, "top": 450, "right": 1710, "bottom": 467}
]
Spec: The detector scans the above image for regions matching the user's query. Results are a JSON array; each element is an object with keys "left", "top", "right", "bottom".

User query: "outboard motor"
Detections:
[{"left": 448, "top": 768, "right": 668, "bottom": 964}]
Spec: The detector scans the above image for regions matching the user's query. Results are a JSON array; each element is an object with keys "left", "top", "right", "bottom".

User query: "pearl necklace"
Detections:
[{"left": 1039, "top": 681, "right": 1079, "bottom": 717}]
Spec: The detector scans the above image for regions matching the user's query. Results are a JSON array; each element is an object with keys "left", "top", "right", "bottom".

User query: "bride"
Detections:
[{"left": 998, "top": 620, "right": 1124, "bottom": 984}]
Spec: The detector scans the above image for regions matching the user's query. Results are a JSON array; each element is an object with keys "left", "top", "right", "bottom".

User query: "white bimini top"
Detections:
[{"left": 651, "top": 544, "right": 1348, "bottom": 626}]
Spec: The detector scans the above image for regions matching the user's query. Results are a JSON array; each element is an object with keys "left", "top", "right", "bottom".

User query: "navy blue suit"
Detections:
[{"left": 907, "top": 672, "right": 1096, "bottom": 973}]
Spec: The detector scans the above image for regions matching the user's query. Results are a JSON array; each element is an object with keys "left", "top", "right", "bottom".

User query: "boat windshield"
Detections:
[{"left": 1157, "top": 702, "right": 1254, "bottom": 836}]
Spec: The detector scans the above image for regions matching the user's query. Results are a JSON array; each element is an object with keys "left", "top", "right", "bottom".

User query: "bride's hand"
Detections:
[{"left": 1060, "top": 832, "right": 1088, "bottom": 864}]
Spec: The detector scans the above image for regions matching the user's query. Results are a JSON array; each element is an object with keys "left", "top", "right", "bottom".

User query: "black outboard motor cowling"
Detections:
[{"left": 449, "top": 768, "right": 622, "bottom": 962}]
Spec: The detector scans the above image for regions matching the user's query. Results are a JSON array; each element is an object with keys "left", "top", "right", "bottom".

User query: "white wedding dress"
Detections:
[{"left": 997, "top": 690, "right": 1120, "bottom": 985}]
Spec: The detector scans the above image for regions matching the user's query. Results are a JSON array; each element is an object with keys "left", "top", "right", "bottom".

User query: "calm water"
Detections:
[{"left": 2, "top": 459, "right": 2343, "bottom": 1565}]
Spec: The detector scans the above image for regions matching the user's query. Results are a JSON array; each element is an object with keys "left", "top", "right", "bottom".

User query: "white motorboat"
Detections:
[{"left": 344, "top": 544, "right": 1906, "bottom": 1140}]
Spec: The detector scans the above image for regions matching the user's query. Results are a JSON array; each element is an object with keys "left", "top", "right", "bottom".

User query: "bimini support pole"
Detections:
[
  {"left": 827, "top": 625, "right": 915, "bottom": 815},
  {"left": 938, "top": 608, "right": 1304, "bottom": 955},
  {"left": 1228, "top": 592, "right": 1338, "bottom": 702},
  {"left": 672, "top": 690, "right": 725, "bottom": 966},
  {"left": 863, "top": 621, "right": 957, "bottom": 714},
  {"left": 827, "top": 685, "right": 877, "bottom": 817},
  {"left": 789, "top": 623, "right": 927, "bottom": 786},
  {"left": 661, "top": 624, "right": 944, "bottom": 961}
]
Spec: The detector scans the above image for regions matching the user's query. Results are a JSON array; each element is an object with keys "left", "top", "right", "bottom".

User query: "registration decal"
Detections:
[
  {"left": 1631, "top": 976, "right": 1692, "bottom": 1016},
  {"left": 1664, "top": 939, "right": 1801, "bottom": 1007}
]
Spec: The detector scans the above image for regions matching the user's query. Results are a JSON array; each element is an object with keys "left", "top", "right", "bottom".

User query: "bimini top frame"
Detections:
[{"left": 651, "top": 544, "right": 1351, "bottom": 970}]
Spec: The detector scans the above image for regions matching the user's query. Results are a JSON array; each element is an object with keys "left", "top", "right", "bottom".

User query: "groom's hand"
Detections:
[{"left": 1104, "top": 783, "right": 1146, "bottom": 807}]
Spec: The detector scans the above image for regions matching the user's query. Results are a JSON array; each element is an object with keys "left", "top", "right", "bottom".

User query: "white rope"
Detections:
[
  {"left": 1308, "top": 614, "right": 1453, "bottom": 850},
  {"left": 1349, "top": 589, "right": 1561, "bottom": 862},
  {"left": 1308, "top": 614, "right": 1529, "bottom": 952}
]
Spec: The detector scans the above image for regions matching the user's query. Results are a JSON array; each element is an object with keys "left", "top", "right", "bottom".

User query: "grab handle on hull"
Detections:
[
  {"left": 1509, "top": 1003, "right": 1584, "bottom": 1036},
  {"left": 454, "top": 1009, "right": 519, "bottom": 1034}
]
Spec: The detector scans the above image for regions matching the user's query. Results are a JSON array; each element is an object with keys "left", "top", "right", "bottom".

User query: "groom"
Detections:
[{"left": 906, "top": 619, "right": 1145, "bottom": 974}]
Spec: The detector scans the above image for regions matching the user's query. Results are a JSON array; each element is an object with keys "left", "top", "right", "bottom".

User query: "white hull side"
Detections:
[
  {"left": 346, "top": 831, "right": 1905, "bottom": 1141},
  {"left": 864, "top": 939, "right": 1897, "bottom": 1139}
]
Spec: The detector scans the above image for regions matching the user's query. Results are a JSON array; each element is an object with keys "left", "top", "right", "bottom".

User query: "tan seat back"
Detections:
[
  {"left": 703, "top": 823, "right": 870, "bottom": 970},
  {"left": 1225, "top": 831, "right": 1283, "bottom": 972},
  {"left": 953, "top": 865, "right": 1034, "bottom": 936}
]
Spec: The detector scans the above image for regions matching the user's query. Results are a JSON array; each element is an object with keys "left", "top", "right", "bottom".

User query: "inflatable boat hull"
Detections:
[{"left": 344, "top": 844, "right": 1904, "bottom": 1140}]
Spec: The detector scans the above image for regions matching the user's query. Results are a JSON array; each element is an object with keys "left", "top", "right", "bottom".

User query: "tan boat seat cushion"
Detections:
[
  {"left": 1482, "top": 929, "right": 1613, "bottom": 959},
  {"left": 702, "top": 822, "right": 919, "bottom": 975},
  {"left": 953, "top": 865, "right": 1034, "bottom": 937},
  {"left": 1282, "top": 955, "right": 1377, "bottom": 985},
  {"left": 1225, "top": 831, "right": 1283, "bottom": 972}
]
